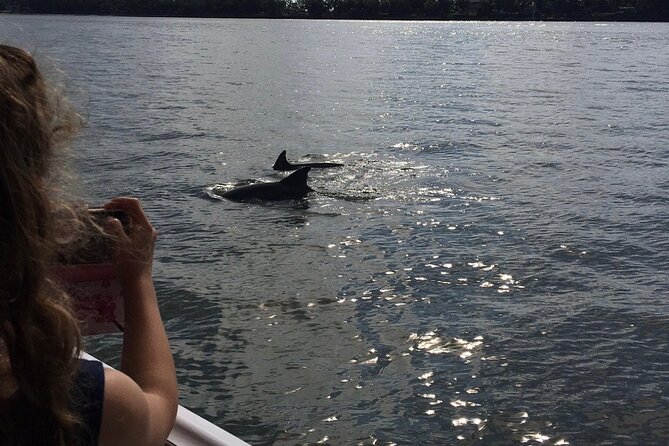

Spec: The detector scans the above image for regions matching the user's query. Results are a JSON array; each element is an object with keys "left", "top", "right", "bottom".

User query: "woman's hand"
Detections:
[{"left": 103, "top": 197, "right": 157, "bottom": 285}]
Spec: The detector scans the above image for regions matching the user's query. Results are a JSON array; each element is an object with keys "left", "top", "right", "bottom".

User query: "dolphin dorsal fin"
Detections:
[
  {"left": 279, "top": 166, "right": 311, "bottom": 187},
  {"left": 273, "top": 150, "right": 291, "bottom": 170}
]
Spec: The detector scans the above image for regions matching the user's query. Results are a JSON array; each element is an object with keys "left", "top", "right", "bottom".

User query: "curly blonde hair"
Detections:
[{"left": 0, "top": 45, "right": 84, "bottom": 445}]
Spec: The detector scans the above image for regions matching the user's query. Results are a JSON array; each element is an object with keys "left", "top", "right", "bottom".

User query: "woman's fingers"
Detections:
[
  {"left": 102, "top": 197, "right": 157, "bottom": 282},
  {"left": 104, "top": 197, "right": 152, "bottom": 230},
  {"left": 105, "top": 216, "right": 127, "bottom": 239}
]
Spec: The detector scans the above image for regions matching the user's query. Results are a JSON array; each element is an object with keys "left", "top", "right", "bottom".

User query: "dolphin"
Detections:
[
  {"left": 220, "top": 167, "right": 314, "bottom": 201},
  {"left": 273, "top": 150, "right": 343, "bottom": 171}
]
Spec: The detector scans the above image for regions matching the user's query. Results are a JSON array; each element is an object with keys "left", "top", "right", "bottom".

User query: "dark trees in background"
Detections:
[{"left": 2, "top": 0, "right": 667, "bottom": 21}]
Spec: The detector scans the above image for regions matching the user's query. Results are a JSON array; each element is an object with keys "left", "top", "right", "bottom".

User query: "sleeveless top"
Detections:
[
  {"left": 72, "top": 359, "right": 106, "bottom": 445},
  {"left": 0, "top": 358, "right": 105, "bottom": 446}
]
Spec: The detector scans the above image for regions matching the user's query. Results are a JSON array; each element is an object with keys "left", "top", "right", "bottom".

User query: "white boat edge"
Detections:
[{"left": 81, "top": 352, "right": 252, "bottom": 446}]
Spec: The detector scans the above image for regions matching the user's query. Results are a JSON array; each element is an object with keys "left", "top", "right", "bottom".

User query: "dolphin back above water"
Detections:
[
  {"left": 273, "top": 150, "right": 344, "bottom": 171},
  {"left": 221, "top": 167, "right": 313, "bottom": 201}
]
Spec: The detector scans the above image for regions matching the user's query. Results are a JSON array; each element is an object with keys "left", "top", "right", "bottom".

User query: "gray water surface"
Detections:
[{"left": 3, "top": 16, "right": 669, "bottom": 445}]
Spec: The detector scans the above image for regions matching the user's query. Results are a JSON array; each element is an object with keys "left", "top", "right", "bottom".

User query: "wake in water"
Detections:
[{"left": 206, "top": 148, "right": 458, "bottom": 204}]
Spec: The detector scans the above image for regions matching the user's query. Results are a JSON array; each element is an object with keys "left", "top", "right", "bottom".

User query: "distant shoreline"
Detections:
[
  {"left": 2, "top": 12, "right": 668, "bottom": 23},
  {"left": 2, "top": 0, "right": 667, "bottom": 23}
]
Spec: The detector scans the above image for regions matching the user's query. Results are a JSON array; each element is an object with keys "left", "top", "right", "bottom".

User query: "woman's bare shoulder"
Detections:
[
  {"left": 99, "top": 368, "right": 150, "bottom": 446},
  {"left": 99, "top": 367, "right": 176, "bottom": 446}
]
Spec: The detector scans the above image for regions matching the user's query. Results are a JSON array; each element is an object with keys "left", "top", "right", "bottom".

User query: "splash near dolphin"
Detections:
[
  {"left": 220, "top": 167, "right": 314, "bottom": 201},
  {"left": 273, "top": 150, "right": 343, "bottom": 171}
]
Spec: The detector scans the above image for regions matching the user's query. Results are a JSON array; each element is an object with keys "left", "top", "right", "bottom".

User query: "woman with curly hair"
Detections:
[{"left": 0, "top": 44, "right": 177, "bottom": 445}]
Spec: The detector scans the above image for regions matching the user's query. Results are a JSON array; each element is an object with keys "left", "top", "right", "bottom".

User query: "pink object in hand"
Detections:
[{"left": 52, "top": 264, "right": 124, "bottom": 335}]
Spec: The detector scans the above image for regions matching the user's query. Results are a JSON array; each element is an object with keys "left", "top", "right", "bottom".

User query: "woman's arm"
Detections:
[{"left": 98, "top": 197, "right": 178, "bottom": 446}]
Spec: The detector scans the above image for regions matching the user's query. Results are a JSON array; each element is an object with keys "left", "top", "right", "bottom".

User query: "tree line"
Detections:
[{"left": 2, "top": 0, "right": 667, "bottom": 21}]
